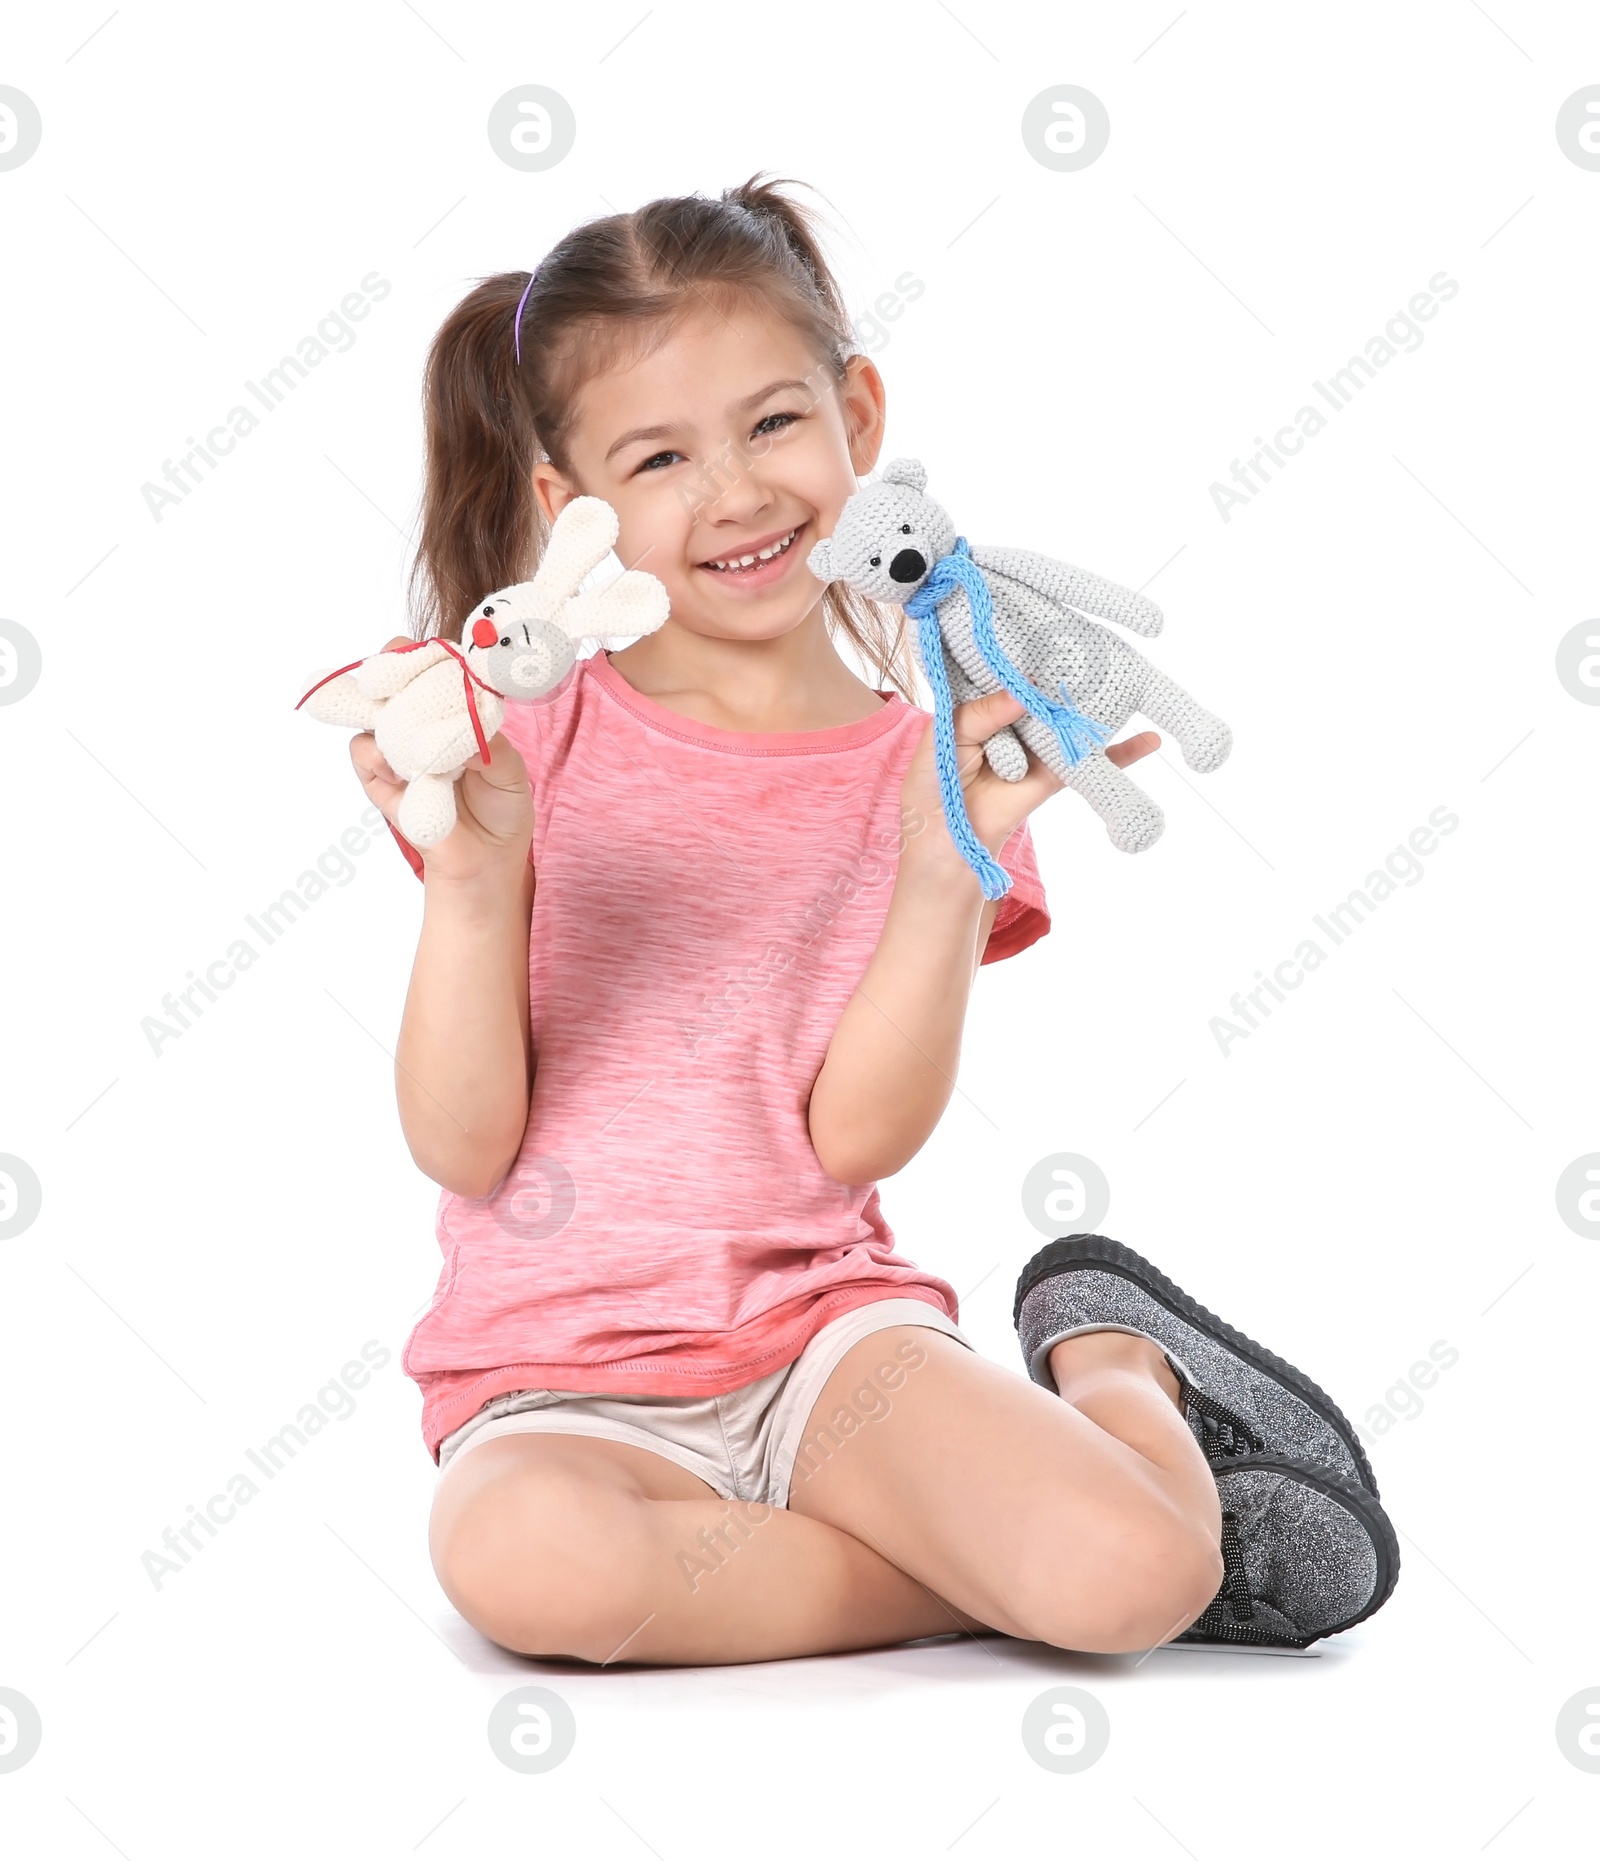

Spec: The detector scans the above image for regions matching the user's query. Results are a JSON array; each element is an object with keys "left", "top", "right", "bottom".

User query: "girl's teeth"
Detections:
[{"left": 708, "top": 527, "right": 797, "bottom": 571}]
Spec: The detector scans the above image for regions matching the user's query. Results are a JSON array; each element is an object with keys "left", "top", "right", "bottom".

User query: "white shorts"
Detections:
[{"left": 434, "top": 1297, "right": 974, "bottom": 1510}]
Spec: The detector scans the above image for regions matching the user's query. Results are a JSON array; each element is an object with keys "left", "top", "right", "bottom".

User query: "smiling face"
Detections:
[{"left": 532, "top": 300, "right": 884, "bottom": 645}]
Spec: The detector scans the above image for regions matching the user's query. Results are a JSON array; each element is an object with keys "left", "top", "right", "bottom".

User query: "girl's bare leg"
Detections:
[
  {"left": 429, "top": 1431, "right": 998, "bottom": 1668},
  {"left": 787, "top": 1326, "right": 1223, "bottom": 1654},
  {"left": 431, "top": 1325, "right": 1221, "bottom": 1667}
]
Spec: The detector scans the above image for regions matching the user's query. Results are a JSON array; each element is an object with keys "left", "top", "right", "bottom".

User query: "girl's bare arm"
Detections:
[
  {"left": 805, "top": 847, "right": 1002, "bottom": 1185},
  {"left": 807, "top": 690, "right": 1159, "bottom": 1185},
  {"left": 349, "top": 670, "right": 538, "bottom": 1199},
  {"left": 395, "top": 859, "right": 535, "bottom": 1198}
]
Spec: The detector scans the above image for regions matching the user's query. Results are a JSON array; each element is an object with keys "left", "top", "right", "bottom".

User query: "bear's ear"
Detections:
[
  {"left": 806, "top": 537, "right": 834, "bottom": 580},
  {"left": 880, "top": 458, "right": 927, "bottom": 493}
]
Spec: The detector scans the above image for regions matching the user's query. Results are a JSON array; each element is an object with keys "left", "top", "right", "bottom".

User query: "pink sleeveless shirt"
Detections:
[{"left": 392, "top": 651, "right": 1051, "bottom": 1461}]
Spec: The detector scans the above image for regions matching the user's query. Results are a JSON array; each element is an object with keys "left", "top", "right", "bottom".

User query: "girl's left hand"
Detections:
[{"left": 898, "top": 690, "right": 1160, "bottom": 872}]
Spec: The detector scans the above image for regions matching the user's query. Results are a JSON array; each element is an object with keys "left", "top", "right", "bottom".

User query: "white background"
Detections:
[{"left": 2, "top": 1, "right": 1596, "bottom": 1854}]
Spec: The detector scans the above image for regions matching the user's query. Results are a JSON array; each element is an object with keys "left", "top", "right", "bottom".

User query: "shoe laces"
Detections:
[
  {"left": 1174, "top": 1369, "right": 1265, "bottom": 1462},
  {"left": 1216, "top": 1509, "right": 1253, "bottom": 1621},
  {"left": 1182, "top": 1507, "right": 1311, "bottom": 1650}
]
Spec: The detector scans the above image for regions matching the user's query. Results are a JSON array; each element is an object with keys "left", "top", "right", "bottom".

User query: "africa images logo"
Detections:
[{"left": 1210, "top": 806, "right": 1458, "bottom": 1056}]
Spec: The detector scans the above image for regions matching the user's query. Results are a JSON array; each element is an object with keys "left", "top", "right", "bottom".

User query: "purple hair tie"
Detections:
[{"left": 513, "top": 267, "right": 539, "bottom": 364}]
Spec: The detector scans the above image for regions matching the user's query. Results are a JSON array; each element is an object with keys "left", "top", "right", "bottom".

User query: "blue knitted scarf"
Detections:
[{"left": 904, "top": 538, "right": 1107, "bottom": 900}]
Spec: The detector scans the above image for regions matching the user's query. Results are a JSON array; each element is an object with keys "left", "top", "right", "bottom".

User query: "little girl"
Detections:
[{"left": 351, "top": 175, "right": 1397, "bottom": 1667}]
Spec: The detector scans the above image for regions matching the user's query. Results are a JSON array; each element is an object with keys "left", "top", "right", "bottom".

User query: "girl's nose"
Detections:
[{"left": 471, "top": 617, "right": 498, "bottom": 647}]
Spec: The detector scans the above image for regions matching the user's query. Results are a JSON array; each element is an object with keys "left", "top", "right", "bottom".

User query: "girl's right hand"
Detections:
[{"left": 349, "top": 635, "right": 534, "bottom": 888}]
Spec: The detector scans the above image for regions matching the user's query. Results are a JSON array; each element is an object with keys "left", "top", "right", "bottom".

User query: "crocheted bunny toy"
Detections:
[
  {"left": 807, "top": 459, "right": 1231, "bottom": 887},
  {"left": 297, "top": 497, "right": 667, "bottom": 848}
]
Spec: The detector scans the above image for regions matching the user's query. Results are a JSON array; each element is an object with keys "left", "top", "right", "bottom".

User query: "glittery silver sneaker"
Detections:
[
  {"left": 1014, "top": 1233, "right": 1379, "bottom": 1494},
  {"left": 1175, "top": 1454, "right": 1400, "bottom": 1649}
]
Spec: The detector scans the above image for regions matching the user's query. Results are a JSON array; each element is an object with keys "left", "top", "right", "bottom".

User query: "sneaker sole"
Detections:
[{"left": 1014, "top": 1232, "right": 1380, "bottom": 1497}]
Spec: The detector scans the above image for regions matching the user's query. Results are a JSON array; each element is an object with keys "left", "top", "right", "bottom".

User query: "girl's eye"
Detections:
[{"left": 635, "top": 411, "right": 796, "bottom": 475}]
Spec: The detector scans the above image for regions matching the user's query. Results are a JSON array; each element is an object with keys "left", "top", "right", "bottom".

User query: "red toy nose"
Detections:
[{"left": 471, "top": 617, "right": 498, "bottom": 648}]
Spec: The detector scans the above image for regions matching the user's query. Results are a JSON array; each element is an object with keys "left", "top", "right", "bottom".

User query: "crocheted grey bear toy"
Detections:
[{"left": 808, "top": 459, "right": 1231, "bottom": 871}]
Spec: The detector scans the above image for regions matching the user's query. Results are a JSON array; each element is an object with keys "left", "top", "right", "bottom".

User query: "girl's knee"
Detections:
[
  {"left": 1105, "top": 1526, "right": 1224, "bottom": 1651},
  {"left": 1006, "top": 1511, "right": 1223, "bottom": 1655},
  {"left": 432, "top": 1465, "right": 657, "bottom": 1661}
]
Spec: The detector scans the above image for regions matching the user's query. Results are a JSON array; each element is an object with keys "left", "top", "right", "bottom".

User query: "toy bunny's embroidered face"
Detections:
[
  {"left": 805, "top": 458, "right": 957, "bottom": 603},
  {"left": 462, "top": 590, "right": 576, "bottom": 701}
]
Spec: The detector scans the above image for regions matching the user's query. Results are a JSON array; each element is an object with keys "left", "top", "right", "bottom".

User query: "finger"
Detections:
[
  {"left": 1005, "top": 754, "right": 1066, "bottom": 808},
  {"left": 380, "top": 634, "right": 412, "bottom": 653},
  {"left": 461, "top": 732, "right": 530, "bottom": 795},
  {"left": 951, "top": 689, "right": 1025, "bottom": 744},
  {"left": 349, "top": 736, "right": 405, "bottom": 818},
  {"left": 349, "top": 731, "right": 401, "bottom": 794},
  {"left": 1104, "top": 730, "right": 1161, "bottom": 769}
]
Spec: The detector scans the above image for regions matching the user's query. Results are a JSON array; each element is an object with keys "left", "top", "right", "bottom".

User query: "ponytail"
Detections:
[{"left": 406, "top": 271, "right": 544, "bottom": 644}]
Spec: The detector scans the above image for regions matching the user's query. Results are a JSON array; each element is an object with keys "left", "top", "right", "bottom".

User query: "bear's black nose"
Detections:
[{"left": 889, "top": 548, "right": 926, "bottom": 584}]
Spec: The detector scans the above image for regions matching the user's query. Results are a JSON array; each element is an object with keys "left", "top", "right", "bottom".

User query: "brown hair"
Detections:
[{"left": 404, "top": 173, "right": 921, "bottom": 701}]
